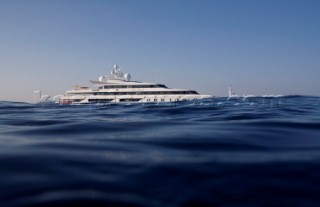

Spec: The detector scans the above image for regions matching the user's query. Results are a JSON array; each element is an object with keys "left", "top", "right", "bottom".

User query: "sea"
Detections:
[{"left": 0, "top": 96, "right": 319, "bottom": 207}]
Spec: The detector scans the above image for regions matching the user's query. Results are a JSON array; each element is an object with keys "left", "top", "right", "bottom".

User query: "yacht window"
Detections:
[
  {"left": 95, "top": 90, "right": 199, "bottom": 96},
  {"left": 157, "top": 84, "right": 167, "bottom": 88}
]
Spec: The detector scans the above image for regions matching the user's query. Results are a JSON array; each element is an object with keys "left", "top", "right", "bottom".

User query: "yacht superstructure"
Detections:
[{"left": 59, "top": 65, "right": 213, "bottom": 104}]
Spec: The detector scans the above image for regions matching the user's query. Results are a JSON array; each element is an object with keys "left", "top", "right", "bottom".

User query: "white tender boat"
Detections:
[{"left": 59, "top": 65, "right": 213, "bottom": 104}]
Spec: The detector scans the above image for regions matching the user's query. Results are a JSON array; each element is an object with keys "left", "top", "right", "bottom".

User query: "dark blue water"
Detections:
[{"left": 0, "top": 96, "right": 320, "bottom": 207}]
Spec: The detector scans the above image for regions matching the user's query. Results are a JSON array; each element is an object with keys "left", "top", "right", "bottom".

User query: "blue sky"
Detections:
[{"left": 1, "top": 0, "right": 320, "bottom": 102}]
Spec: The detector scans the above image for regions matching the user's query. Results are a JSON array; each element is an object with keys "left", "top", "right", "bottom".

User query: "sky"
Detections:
[{"left": 0, "top": 0, "right": 320, "bottom": 102}]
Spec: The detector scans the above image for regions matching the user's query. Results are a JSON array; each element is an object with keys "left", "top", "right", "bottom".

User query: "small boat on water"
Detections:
[{"left": 59, "top": 65, "right": 213, "bottom": 104}]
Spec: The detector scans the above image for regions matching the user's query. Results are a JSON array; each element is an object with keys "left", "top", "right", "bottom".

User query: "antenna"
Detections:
[{"left": 228, "top": 85, "right": 233, "bottom": 97}]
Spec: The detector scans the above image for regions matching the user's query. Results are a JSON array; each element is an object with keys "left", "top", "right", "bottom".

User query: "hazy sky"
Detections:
[{"left": 1, "top": 0, "right": 320, "bottom": 102}]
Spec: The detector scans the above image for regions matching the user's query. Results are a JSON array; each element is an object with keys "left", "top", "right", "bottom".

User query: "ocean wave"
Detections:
[{"left": 0, "top": 96, "right": 320, "bottom": 206}]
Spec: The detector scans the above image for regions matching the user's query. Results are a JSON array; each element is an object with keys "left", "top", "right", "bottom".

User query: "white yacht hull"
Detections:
[{"left": 60, "top": 94, "right": 213, "bottom": 105}]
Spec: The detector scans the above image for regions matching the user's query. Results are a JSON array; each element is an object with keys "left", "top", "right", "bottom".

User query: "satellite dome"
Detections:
[
  {"left": 124, "top": 73, "right": 131, "bottom": 81},
  {"left": 99, "top": 76, "right": 107, "bottom": 82}
]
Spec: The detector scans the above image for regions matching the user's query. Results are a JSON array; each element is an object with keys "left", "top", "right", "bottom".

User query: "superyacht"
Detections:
[{"left": 59, "top": 65, "right": 213, "bottom": 104}]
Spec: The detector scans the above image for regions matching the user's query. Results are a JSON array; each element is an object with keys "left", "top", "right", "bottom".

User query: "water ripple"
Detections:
[{"left": 0, "top": 96, "right": 320, "bottom": 206}]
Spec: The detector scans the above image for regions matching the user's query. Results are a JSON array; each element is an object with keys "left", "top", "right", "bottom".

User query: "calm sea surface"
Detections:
[{"left": 0, "top": 96, "right": 320, "bottom": 207}]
